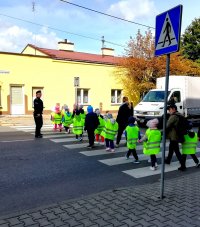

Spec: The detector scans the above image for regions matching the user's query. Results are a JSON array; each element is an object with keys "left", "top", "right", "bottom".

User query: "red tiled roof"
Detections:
[{"left": 26, "top": 44, "right": 120, "bottom": 65}]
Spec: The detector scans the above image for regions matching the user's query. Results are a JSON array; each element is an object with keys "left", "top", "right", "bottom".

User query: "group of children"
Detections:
[{"left": 51, "top": 104, "right": 200, "bottom": 171}]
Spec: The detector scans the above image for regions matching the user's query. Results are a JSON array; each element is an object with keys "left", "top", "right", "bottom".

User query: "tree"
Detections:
[
  {"left": 181, "top": 17, "right": 200, "bottom": 63},
  {"left": 116, "top": 30, "right": 200, "bottom": 105}
]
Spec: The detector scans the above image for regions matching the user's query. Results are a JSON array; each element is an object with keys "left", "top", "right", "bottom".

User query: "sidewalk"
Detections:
[
  {"left": 0, "top": 171, "right": 200, "bottom": 227},
  {"left": 0, "top": 115, "right": 51, "bottom": 127}
]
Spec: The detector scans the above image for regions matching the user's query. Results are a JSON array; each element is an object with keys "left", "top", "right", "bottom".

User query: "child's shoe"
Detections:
[
  {"left": 133, "top": 159, "right": 140, "bottom": 164},
  {"left": 110, "top": 149, "right": 115, "bottom": 153},
  {"left": 150, "top": 166, "right": 156, "bottom": 171},
  {"left": 106, "top": 147, "right": 110, "bottom": 151},
  {"left": 79, "top": 137, "right": 83, "bottom": 142}
]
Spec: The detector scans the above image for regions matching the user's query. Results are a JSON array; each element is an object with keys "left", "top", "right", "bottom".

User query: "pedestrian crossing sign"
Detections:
[{"left": 155, "top": 5, "right": 183, "bottom": 56}]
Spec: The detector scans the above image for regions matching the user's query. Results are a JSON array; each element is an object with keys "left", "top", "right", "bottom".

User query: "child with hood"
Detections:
[
  {"left": 62, "top": 105, "right": 73, "bottom": 133},
  {"left": 181, "top": 123, "right": 200, "bottom": 168},
  {"left": 125, "top": 116, "right": 141, "bottom": 163},
  {"left": 84, "top": 106, "right": 99, "bottom": 148},
  {"left": 103, "top": 113, "right": 118, "bottom": 153},
  {"left": 139, "top": 118, "right": 161, "bottom": 170},
  {"left": 51, "top": 104, "right": 62, "bottom": 132},
  {"left": 94, "top": 108, "right": 105, "bottom": 144},
  {"left": 72, "top": 110, "right": 84, "bottom": 141}
]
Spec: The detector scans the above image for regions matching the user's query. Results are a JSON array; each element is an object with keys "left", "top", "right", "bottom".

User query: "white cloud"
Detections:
[
  {"left": 108, "top": 0, "right": 157, "bottom": 21},
  {"left": 0, "top": 20, "right": 61, "bottom": 52}
]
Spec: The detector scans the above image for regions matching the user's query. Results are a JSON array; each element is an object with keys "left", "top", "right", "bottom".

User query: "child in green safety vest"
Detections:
[
  {"left": 125, "top": 116, "right": 141, "bottom": 164},
  {"left": 62, "top": 105, "right": 73, "bottom": 134},
  {"left": 181, "top": 123, "right": 200, "bottom": 168},
  {"left": 94, "top": 108, "right": 105, "bottom": 144},
  {"left": 51, "top": 105, "right": 62, "bottom": 132},
  {"left": 102, "top": 113, "right": 118, "bottom": 153},
  {"left": 72, "top": 110, "right": 84, "bottom": 141},
  {"left": 139, "top": 118, "right": 161, "bottom": 171}
]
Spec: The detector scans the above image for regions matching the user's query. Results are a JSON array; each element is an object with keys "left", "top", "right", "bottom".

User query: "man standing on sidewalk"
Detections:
[{"left": 33, "top": 90, "right": 43, "bottom": 138}]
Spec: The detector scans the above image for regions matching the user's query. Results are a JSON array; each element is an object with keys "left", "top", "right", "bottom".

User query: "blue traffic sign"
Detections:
[{"left": 155, "top": 5, "right": 183, "bottom": 56}]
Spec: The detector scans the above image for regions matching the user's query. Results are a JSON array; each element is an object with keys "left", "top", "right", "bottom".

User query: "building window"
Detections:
[
  {"left": 0, "top": 86, "right": 2, "bottom": 107},
  {"left": 111, "top": 89, "right": 122, "bottom": 104},
  {"left": 77, "top": 89, "right": 89, "bottom": 104},
  {"left": 32, "top": 87, "right": 44, "bottom": 106}
]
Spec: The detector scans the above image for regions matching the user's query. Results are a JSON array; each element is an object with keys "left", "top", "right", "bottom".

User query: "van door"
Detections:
[
  {"left": 168, "top": 89, "right": 183, "bottom": 114},
  {"left": 10, "top": 86, "right": 24, "bottom": 115}
]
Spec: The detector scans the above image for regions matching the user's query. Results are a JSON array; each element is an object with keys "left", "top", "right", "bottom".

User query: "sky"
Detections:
[{"left": 0, "top": 0, "right": 199, "bottom": 56}]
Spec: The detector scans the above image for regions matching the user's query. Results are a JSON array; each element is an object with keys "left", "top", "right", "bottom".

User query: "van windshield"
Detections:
[{"left": 142, "top": 91, "right": 166, "bottom": 102}]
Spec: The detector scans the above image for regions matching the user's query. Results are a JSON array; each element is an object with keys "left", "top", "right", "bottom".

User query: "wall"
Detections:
[{"left": 0, "top": 52, "right": 123, "bottom": 115}]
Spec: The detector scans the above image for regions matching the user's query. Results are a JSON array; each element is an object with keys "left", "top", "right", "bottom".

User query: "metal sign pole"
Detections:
[{"left": 160, "top": 53, "right": 170, "bottom": 199}]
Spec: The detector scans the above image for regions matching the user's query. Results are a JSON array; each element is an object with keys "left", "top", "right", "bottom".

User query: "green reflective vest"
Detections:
[
  {"left": 101, "top": 119, "right": 118, "bottom": 140},
  {"left": 51, "top": 112, "right": 62, "bottom": 124},
  {"left": 143, "top": 129, "right": 161, "bottom": 155},
  {"left": 125, "top": 125, "right": 139, "bottom": 149},
  {"left": 182, "top": 133, "right": 198, "bottom": 154},
  {"left": 95, "top": 116, "right": 105, "bottom": 135},
  {"left": 73, "top": 115, "right": 84, "bottom": 135},
  {"left": 62, "top": 112, "right": 73, "bottom": 127}
]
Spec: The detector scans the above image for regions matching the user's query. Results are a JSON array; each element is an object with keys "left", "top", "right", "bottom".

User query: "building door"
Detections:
[{"left": 10, "top": 86, "right": 24, "bottom": 115}]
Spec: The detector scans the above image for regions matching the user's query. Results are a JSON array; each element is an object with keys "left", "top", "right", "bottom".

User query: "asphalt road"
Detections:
[{"left": 0, "top": 127, "right": 199, "bottom": 217}]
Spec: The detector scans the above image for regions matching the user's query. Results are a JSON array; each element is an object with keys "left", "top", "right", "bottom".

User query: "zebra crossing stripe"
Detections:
[
  {"left": 43, "top": 134, "right": 70, "bottom": 139},
  {"left": 80, "top": 146, "right": 127, "bottom": 156},
  {"left": 63, "top": 143, "right": 101, "bottom": 149},
  {"left": 123, "top": 159, "right": 197, "bottom": 178},
  {"left": 50, "top": 137, "right": 83, "bottom": 142}
]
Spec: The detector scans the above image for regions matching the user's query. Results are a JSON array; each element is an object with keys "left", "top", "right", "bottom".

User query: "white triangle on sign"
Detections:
[{"left": 156, "top": 13, "right": 178, "bottom": 51}]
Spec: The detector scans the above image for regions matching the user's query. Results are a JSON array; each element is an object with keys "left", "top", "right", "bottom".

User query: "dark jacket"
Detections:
[
  {"left": 116, "top": 102, "right": 133, "bottom": 126},
  {"left": 166, "top": 111, "right": 182, "bottom": 141},
  {"left": 33, "top": 98, "right": 43, "bottom": 116},
  {"left": 85, "top": 112, "right": 99, "bottom": 131}
]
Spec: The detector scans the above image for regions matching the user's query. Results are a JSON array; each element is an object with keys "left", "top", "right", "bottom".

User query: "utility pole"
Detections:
[{"left": 32, "top": 1, "right": 36, "bottom": 55}]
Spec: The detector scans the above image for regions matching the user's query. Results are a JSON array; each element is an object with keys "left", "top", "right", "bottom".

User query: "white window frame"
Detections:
[
  {"left": 77, "top": 88, "right": 89, "bottom": 105},
  {"left": 111, "top": 89, "right": 122, "bottom": 104},
  {"left": 0, "top": 86, "right": 2, "bottom": 107},
  {"left": 32, "top": 87, "right": 44, "bottom": 107}
]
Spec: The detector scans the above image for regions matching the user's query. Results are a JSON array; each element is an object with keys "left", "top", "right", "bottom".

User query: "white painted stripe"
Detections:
[
  {"left": 63, "top": 142, "right": 103, "bottom": 149},
  {"left": 98, "top": 147, "right": 170, "bottom": 166},
  {"left": 80, "top": 146, "right": 127, "bottom": 156},
  {"left": 0, "top": 139, "right": 34, "bottom": 143},
  {"left": 43, "top": 134, "right": 69, "bottom": 139},
  {"left": 50, "top": 137, "right": 81, "bottom": 142},
  {"left": 10, "top": 125, "right": 52, "bottom": 128},
  {"left": 99, "top": 147, "right": 200, "bottom": 166},
  {"left": 123, "top": 159, "right": 197, "bottom": 178}
]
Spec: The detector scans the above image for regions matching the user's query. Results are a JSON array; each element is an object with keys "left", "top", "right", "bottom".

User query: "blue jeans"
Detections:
[{"left": 105, "top": 139, "right": 114, "bottom": 149}]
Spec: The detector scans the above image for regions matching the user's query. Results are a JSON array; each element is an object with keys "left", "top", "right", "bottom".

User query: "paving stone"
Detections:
[
  {"left": 22, "top": 217, "right": 37, "bottom": 226},
  {"left": 18, "top": 214, "right": 30, "bottom": 220},
  {"left": 0, "top": 224, "right": 9, "bottom": 227},
  {"left": 122, "top": 218, "right": 138, "bottom": 226},
  {"left": 0, "top": 220, "right": 8, "bottom": 225},
  {"left": 58, "top": 213, "right": 71, "bottom": 221},
  {"left": 36, "top": 218, "right": 52, "bottom": 226},
  {"left": 79, "top": 218, "right": 94, "bottom": 226},
  {"left": 50, "top": 218, "right": 66, "bottom": 226},
  {"left": 50, "top": 207, "right": 65, "bottom": 215},
  {"left": 6, "top": 217, "right": 22, "bottom": 226},
  {"left": 31, "top": 212, "right": 44, "bottom": 220},
  {"left": 63, "top": 218, "right": 80, "bottom": 226},
  {"left": 94, "top": 218, "right": 110, "bottom": 226},
  {"left": 107, "top": 218, "right": 122, "bottom": 226}
]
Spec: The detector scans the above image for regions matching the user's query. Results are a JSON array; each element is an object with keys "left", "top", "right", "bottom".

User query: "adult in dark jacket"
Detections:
[
  {"left": 84, "top": 105, "right": 99, "bottom": 148},
  {"left": 165, "top": 104, "right": 186, "bottom": 171},
  {"left": 116, "top": 96, "right": 133, "bottom": 147},
  {"left": 33, "top": 90, "right": 44, "bottom": 138}
]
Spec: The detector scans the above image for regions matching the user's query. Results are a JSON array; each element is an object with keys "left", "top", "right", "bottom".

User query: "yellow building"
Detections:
[{"left": 0, "top": 40, "right": 124, "bottom": 115}]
